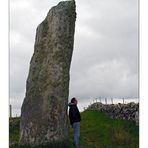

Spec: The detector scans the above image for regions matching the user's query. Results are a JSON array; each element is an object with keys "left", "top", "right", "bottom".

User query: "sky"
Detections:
[{"left": 10, "top": 0, "right": 139, "bottom": 114}]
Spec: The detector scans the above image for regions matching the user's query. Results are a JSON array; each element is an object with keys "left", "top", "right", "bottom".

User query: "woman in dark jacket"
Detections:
[{"left": 69, "top": 97, "right": 81, "bottom": 148}]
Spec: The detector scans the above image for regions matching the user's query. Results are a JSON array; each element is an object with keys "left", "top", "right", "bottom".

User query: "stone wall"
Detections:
[{"left": 87, "top": 102, "right": 139, "bottom": 126}]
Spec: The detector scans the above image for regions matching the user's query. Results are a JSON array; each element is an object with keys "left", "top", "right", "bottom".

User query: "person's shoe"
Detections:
[{"left": 75, "top": 144, "right": 80, "bottom": 148}]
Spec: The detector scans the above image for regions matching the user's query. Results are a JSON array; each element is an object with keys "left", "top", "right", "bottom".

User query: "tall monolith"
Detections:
[{"left": 19, "top": 0, "right": 76, "bottom": 145}]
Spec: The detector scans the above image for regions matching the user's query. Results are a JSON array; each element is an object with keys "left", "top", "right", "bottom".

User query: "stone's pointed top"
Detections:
[
  {"left": 61, "top": 0, "right": 75, "bottom": 1},
  {"left": 45, "top": 0, "right": 76, "bottom": 25},
  {"left": 39, "top": 0, "right": 76, "bottom": 29},
  {"left": 57, "top": 0, "right": 75, "bottom": 7}
]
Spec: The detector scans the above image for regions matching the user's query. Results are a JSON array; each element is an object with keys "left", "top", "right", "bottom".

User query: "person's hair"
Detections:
[{"left": 71, "top": 97, "right": 76, "bottom": 103}]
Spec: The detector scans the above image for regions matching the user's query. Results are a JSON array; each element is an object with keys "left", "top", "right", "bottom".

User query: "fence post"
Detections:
[
  {"left": 105, "top": 98, "right": 107, "bottom": 104},
  {"left": 111, "top": 98, "right": 113, "bottom": 104},
  {"left": 9, "top": 104, "right": 12, "bottom": 118},
  {"left": 95, "top": 98, "right": 97, "bottom": 102},
  {"left": 99, "top": 96, "right": 101, "bottom": 103},
  {"left": 123, "top": 98, "right": 125, "bottom": 104}
]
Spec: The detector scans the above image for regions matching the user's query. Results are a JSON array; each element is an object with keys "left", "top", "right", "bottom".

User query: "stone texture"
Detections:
[
  {"left": 19, "top": 0, "right": 76, "bottom": 145},
  {"left": 87, "top": 102, "right": 139, "bottom": 125}
]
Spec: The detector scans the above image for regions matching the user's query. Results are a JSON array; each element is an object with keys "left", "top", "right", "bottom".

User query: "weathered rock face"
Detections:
[{"left": 19, "top": 0, "right": 76, "bottom": 145}]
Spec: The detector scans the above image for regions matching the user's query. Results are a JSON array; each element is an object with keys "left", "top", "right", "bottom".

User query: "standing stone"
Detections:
[{"left": 19, "top": 0, "right": 76, "bottom": 145}]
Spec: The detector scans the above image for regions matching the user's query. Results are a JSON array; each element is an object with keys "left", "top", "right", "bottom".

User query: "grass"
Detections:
[
  {"left": 10, "top": 141, "right": 70, "bottom": 148},
  {"left": 9, "top": 117, "right": 20, "bottom": 144},
  {"left": 9, "top": 110, "right": 139, "bottom": 148}
]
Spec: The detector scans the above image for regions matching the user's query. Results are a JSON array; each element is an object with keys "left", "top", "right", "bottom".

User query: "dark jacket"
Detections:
[{"left": 69, "top": 103, "right": 81, "bottom": 125}]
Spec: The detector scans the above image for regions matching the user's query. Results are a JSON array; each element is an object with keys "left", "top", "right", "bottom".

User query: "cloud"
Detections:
[
  {"left": 69, "top": 0, "right": 138, "bottom": 101},
  {"left": 70, "top": 59, "right": 138, "bottom": 99}
]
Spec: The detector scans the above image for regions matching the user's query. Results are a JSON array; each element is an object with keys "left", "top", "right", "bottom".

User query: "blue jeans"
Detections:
[{"left": 72, "top": 122, "right": 80, "bottom": 145}]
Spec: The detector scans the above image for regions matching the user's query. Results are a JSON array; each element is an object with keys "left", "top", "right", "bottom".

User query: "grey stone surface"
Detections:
[{"left": 19, "top": 0, "right": 76, "bottom": 145}]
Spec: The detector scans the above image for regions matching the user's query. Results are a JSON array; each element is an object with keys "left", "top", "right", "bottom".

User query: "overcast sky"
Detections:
[{"left": 10, "top": 0, "right": 138, "bottom": 113}]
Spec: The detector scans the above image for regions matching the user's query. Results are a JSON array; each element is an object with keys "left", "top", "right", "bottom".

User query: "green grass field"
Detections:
[{"left": 10, "top": 110, "right": 139, "bottom": 148}]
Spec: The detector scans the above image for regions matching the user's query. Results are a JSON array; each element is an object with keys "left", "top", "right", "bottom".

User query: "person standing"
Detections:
[{"left": 69, "top": 97, "right": 81, "bottom": 148}]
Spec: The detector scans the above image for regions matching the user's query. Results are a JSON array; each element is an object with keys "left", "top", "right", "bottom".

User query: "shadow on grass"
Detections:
[{"left": 10, "top": 140, "right": 74, "bottom": 148}]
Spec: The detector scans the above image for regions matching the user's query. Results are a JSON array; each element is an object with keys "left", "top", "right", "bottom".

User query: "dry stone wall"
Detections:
[{"left": 87, "top": 102, "right": 139, "bottom": 126}]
